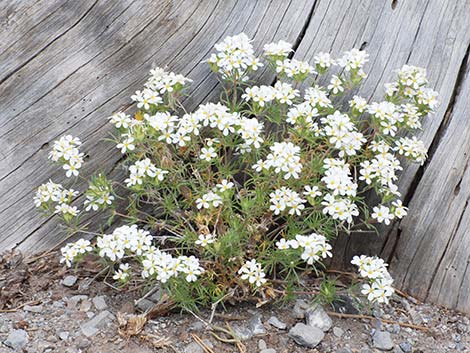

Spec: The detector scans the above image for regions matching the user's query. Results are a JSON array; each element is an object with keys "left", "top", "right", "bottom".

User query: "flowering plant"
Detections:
[{"left": 35, "top": 33, "right": 438, "bottom": 309}]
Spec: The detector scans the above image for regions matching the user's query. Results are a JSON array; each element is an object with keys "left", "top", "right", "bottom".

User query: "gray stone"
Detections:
[
  {"left": 59, "top": 331, "right": 69, "bottom": 340},
  {"left": 233, "top": 324, "right": 254, "bottom": 341},
  {"left": 372, "top": 330, "right": 394, "bottom": 351},
  {"left": 338, "top": 349, "right": 352, "bottom": 353},
  {"left": 80, "top": 310, "right": 112, "bottom": 337},
  {"left": 62, "top": 275, "right": 78, "bottom": 287},
  {"left": 260, "top": 349, "right": 276, "bottom": 353},
  {"left": 268, "top": 316, "right": 287, "bottom": 330},
  {"left": 258, "top": 339, "right": 267, "bottom": 350},
  {"left": 92, "top": 296, "right": 108, "bottom": 311},
  {"left": 23, "top": 304, "right": 43, "bottom": 313},
  {"left": 305, "top": 305, "right": 332, "bottom": 332},
  {"left": 399, "top": 342, "right": 412, "bottom": 353},
  {"left": 293, "top": 299, "right": 310, "bottom": 319},
  {"left": 408, "top": 309, "right": 423, "bottom": 325},
  {"left": 189, "top": 321, "right": 205, "bottom": 331},
  {"left": 67, "top": 295, "right": 88, "bottom": 309},
  {"left": 249, "top": 314, "right": 266, "bottom": 335},
  {"left": 79, "top": 300, "right": 92, "bottom": 312},
  {"left": 136, "top": 298, "right": 154, "bottom": 312},
  {"left": 333, "top": 326, "right": 344, "bottom": 337},
  {"left": 288, "top": 323, "right": 324, "bottom": 348},
  {"left": 76, "top": 338, "right": 91, "bottom": 349},
  {"left": 361, "top": 349, "right": 374, "bottom": 353},
  {"left": 332, "top": 295, "right": 360, "bottom": 315},
  {"left": 4, "top": 329, "right": 29, "bottom": 350},
  {"left": 388, "top": 324, "right": 401, "bottom": 334}
]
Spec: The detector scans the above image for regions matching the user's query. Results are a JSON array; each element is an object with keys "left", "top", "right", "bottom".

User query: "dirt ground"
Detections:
[{"left": 0, "top": 251, "right": 468, "bottom": 353}]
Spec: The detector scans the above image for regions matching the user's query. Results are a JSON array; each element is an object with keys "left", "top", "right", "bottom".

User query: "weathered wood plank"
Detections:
[
  {"left": 0, "top": 0, "right": 315, "bottom": 252},
  {"left": 391, "top": 51, "right": 470, "bottom": 312},
  {"left": 290, "top": 0, "right": 470, "bottom": 270}
]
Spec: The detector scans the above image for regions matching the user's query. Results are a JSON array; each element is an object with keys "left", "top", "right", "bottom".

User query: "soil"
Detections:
[{"left": 0, "top": 251, "right": 468, "bottom": 353}]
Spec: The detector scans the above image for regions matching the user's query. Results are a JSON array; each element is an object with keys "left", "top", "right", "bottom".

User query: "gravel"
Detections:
[
  {"left": 267, "top": 316, "right": 287, "bottom": 330},
  {"left": 372, "top": 330, "right": 394, "bottom": 351},
  {"left": 92, "top": 295, "right": 108, "bottom": 311},
  {"left": 305, "top": 304, "right": 333, "bottom": 332},
  {"left": 288, "top": 323, "right": 324, "bottom": 348},
  {"left": 4, "top": 329, "right": 29, "bottom": 350},
  {"left": 62, "top": 275, "right": 78, "bottom": 287},
  {"left": 80, "top": 310, "right": 113, "bottom": 337}
]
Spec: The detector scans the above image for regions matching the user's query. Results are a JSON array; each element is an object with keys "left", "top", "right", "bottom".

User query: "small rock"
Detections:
[
  {"left": 4, "top": 329, "right": 29, "bottom": 350},
  {"left": 67, "top": 295, "right": 88, "bottom": 309},
  {"left": 80, "top": 310, "right": 112, "bottom": 337},
  {"left": 76, "top": 338, "right": 91, "bottom": 349},
  {"left": 332, "top": 295, "right": 360, "bottom": 315},
  {"left": 293, "top": 299, "right": 310, "bottom": 319},
  {"left": 258, "top": 339, "right": 267, "bottom": 350},
  {"left": 400, "top": 298, "right": 411, "bottom": 312},
  {"left": 288, "top": 323, "right": 324, "bottom": 348},
  {"left": 62, "top": 275, "right": 78, "bottom": 287},
  {"left": 260, "top": 349, "right": 276, "bottom": 353},
  {"left": 408, "top": 308, "right": 423, "bottom": 325},
  {"left": 268, "top": 316, "right": 287, "bottom": 330},
  {"left": 23, "top": 304, "right": 43, "bottom": 313},
  {"left": 388, "top": 324, "right": 400, "bottom": 334},
  {"left": 189, "top": 321, "right": 205, "bottom": 331},
  {"left": 333, "top": 326, "right": 344, "bottom": 338},
  {"left": 338, "top": 349, "right": 352, "bottom": 353},
  {"left": 92, "top": 296, "right": 108, "bottom": 311},
  {"left": 398, "top": 342, "right": 412, "bottom": 353},
  {"left": 233, "top": 324, "right": 254, "bottom": 341},
  {"left": 79, "top": 300, "right": 92, "bottom": 312},
  {"left": 59, "top": 331, "right": 69, "bottom": 341},
  {"left": 361, "top": 349, "right": 374, "bottom": 353},
  {"left": 372, "top": 330, "right": 394, "bottom": 351},
  {"left": 46, "top": 335, "right": 58, "bottom": 343},
  {"left": 305, "top": 305, "right": 332, "bottom": 332},
  {"left": 249, "top": 314, "right": 266, "bottom": 335},
  {"left": 136, "top": 298, "right": 154, "bottom": 312}
]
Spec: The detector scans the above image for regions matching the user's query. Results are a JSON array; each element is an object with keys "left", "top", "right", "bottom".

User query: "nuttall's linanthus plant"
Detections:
[{"left": 35, "top": 33, "right": 438, "bottom": 310}]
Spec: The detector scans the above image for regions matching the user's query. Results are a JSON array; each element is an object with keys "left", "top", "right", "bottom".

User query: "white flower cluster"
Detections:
[
  {"left": 238, "top": 259, "right": 266, "bottom": 287},
  {"left": 242, "top": 81, "right": 299, "bottom": 107},
  {"left": 394, "top": 136, "right": 427, "bottom": 165},
  {"left": 337, "top": 48, "right": 369, "bottom": 74},
  {"left": 360, "top": 141, "right": 403, "bottom": 196},
  {"left": 322, "top": 111, "right": 366, "bottom": 157},
  {"left": 125, "top": 158, "right": 168, "bottom": 187},
  {"left": 196, "top": 179, "right": 233, "bottom": 210},
  {"left": 208, "top": 33, "right": 262, "bottom": 80},
  {"left": 313, "top": 52, "right": 335, "bottom": 70},
  {"left": 352, "top": 255, "right": 394, "bottom": 304},
  {"left": 34, "top": 180, "right": 79, "bottom": 218},
  {"left": 269, "top": 187, "right": 306, "bottom": 216},
  {"left": 97, "top": 225, "right": 153, "bottom": 260},
  {"left": 371, "top": 200, "right": 407, "bottom": 225},
  {"left": 276, "top": 58, "right": 315, "bottom": 80},
  {"left": 254, "top": 142, "right": 303, "bottom": 179},
  {"left": 84, "top": 174, "right": 114, "bottom": 211},
  {"left": 131, "top": 68, "right": 191, "bottom": 111},
  {"left": 142, "top": 251, "right": 204, "bottom": 283},
  {"left": 48, "top": 135, "right": 84, "bottom": 177},
  {"left": 321, "top": 159, "right": 359, "bottom": 224},
  {"left": 276, "top": 233, "right": 332, "bottom": 265},
  {"left": 263, "top": 39, "right": 292, "bottom": 58},
  {"left": 304, "top": 86, "right": 332, "bottom": 109},
  {"left": 60, "top": 239, "right": 92, "bottom": 267},
  {"left": 109, "top": 112, "right": 133, "bottom": 130}
]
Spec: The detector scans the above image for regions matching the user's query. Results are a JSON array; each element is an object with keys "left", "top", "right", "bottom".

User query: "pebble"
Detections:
[
  {"left": 398, "top": 342, "right": 412, "bottom": 353},
  {"left": 267, "top": 316, "right": 287, "bottom": 330},
  {"left": 136, "top": 298, "right": 154, "bottom": 312},
  {"left": 23, "top": 304, "right": 43, "bottom": 313},
  {"left": 79, "top": 299, "right": 92, "bottom": 312},
  {"left": 258, "top": 339, "right": 267, "bottom": 350},
  {"left": 80, "top": 310, "right": 113, "bottom": 337},
  {"left": 372, "top": 330, "right": 394, "bottom": 351},
  {"left": 4, "top": 329, "right": 29, "bottom": 350},
  {"left": 332, "top": 295, "right": 360, "bottom": 315},
  {"left": 76, "top": 338, "right": 91, "bottom": 349},
  {"left": 92, "top": 296, "right": 108, "bottom": 311},
  {"left": 293, "top": 299, "right": 310, "bottom": 319},
  {"left": 305, "top": 305, "right": 332, "bottom": 332},
  {"left": 288, "top": 323, "right": 324, "bottom": 348},
  {"left": 333, "top": 326, "right": 345, "bottom": 337},
  {"left": 388, "top": 324, "right": 401, "bottom": 334},
  {"left": 62, "top": 275, "right": 78, "bottom": 287},
  {"left": 260, "top": 349, "right": 276, "bottom": 353},
  {"left": 59, "top": 331, "right": 69, "bottom": 340},
  {"left": 249, "top": 313, "right": 266, "bottom": 335},
  {"left": 184, "top": 340, "right": 213, "bottom": 353}
]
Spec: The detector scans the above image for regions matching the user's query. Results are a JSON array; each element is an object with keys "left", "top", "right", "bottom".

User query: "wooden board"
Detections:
[{"left": 1, "top": 0, "right": 470, "bottom": 312}]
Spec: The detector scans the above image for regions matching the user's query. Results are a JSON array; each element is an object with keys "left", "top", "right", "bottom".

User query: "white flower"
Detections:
[
  {"left": 216, "top": 179, "right": 234, "bottom": 192},
  {"left": 263, "top": 40, "right": 292, "bottom": 57},
  {"left": 371, "top": 205, "right": 394, "bottom": 225},
  {"left": 195, "top": 233, "right": 215, "bottom": 247},
  {"left": 116, "top": 136, "right": 135, "bottom": 154},
  {"left": 200, "top": 147, "right": 217, "bottom": 162},
  {"left": 238, "top": 259, "right": 266, "bottom": 287}
]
